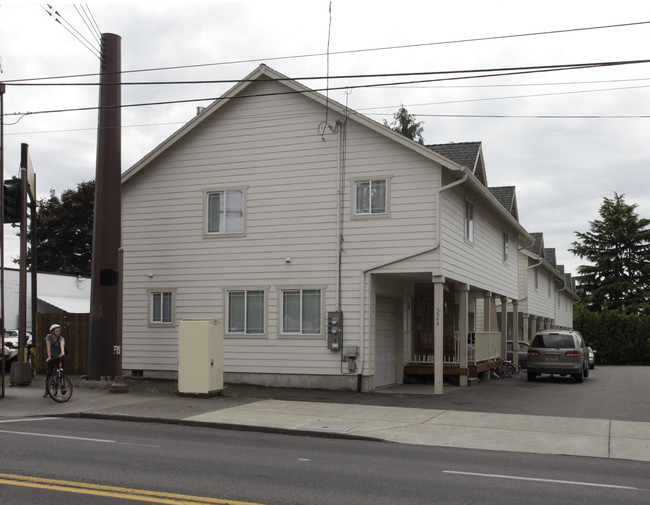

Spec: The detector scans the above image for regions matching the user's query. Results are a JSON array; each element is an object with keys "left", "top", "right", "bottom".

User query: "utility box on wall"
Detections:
[
  {"left": 327, "top": 311, "right": 343, "bottom": 350},
  {"left": 178, "top": 318, "right": 223, "bottom": 396}
]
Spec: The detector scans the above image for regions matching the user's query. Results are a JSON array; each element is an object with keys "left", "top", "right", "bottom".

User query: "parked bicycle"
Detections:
[
  {"left": 493, "top": 356, "right": 519, "bottom": 378},
  {"left": 46, "top": 359, "right": 73, "bottom": 402}
]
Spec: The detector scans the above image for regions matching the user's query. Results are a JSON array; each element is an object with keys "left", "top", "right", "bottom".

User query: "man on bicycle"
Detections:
[{"left": 44, "top": 324, "right": 65, "bottom": 398}]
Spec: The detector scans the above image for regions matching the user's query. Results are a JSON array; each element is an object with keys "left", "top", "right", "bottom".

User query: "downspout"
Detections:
[{"left": 335, "top": 120, "right": 344, "bottom": 310}]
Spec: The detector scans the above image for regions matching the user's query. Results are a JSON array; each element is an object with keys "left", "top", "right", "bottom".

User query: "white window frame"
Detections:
[
  {"left": 280, "top": 288, "right": 323, "bottom": 337},
  {"left": 225, "top": 289, "right": 266, "bottom": 336},
  {"left": 203, "top": 187, "right": 246, "bottom": 237},
  {"left": 502, "top": 231, "right": 509, "bottom": 263},
  {"left": 147, "top": 289, "right": 176, "bottom": 327},
  {"left": 352, "top": 177, "right": 390, "bottom": 218},
  {"left": 464, "top": 199, "right": 474, "bottom": 242}
]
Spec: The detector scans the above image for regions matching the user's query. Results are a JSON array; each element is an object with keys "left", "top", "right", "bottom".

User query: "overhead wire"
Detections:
[
  {"left": 74, "top": 4, "right": 101, "bottom": 46},
  {"left": 5, "top": 19, "right": 650, "bottom": 84},
  {"left": 40, "top": 4, "right": 101, "bottom": 59}
]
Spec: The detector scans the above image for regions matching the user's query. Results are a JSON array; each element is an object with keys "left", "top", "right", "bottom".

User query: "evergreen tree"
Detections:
[
  {"left": 18, "top": 180, "right": 94, "bottom": 274},
  {"left": 384, "top": 105, "right": 425, "bottom": 144},
  {"left": 570, "top": 193, "right": 650, "bottom": 314}
]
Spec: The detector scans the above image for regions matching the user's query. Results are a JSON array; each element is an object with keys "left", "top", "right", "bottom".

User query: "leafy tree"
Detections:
[
  {"left": 570, "top": 193, "right": 650, "bottom": 314},
  {"left": 18, "top": 180, "right": 94, "bottom": 274},
  {"left": 384, "top": 105, "right": 425, "bottom": 144}
]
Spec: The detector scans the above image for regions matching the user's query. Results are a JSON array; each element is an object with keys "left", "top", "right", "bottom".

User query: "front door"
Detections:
[{"left": 375, "top": 296, "right": 399, "bottom": 387}]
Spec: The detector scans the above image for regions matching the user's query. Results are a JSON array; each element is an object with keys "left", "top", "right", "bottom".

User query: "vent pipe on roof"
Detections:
[{"left": 196, "top": 106, "right": 205, "bottom": 116}]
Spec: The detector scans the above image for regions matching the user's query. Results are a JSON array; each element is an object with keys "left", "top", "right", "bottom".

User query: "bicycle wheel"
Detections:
[{"left": 47, "top": 375, "right": 73, "bottom": 402}]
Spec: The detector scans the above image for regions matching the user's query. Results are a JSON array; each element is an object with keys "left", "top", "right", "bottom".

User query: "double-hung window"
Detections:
[
  {"left": 502, "top": 232, "right": 509, "bottom": 262},
  {"left": 149, "top": 290, "right": 175, "bottom": 326},
  {"left": 464, "top": 199, "right": 474, "bottom": 242},
  {"left": 205, "top": 188, "right": 244, "bottom": 235},
  {"left": 354, "top": 179, "right": 387, "bottom": 216},
  {"left": 281, "top": 289, "right": 322, "bottom": 335},
  {"left": 227, "top": 290, "right": 265, "bottom": 335}
]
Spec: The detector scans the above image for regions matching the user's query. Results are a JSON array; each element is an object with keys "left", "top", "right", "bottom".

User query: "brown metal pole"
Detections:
[{"left": 88, "top": 33, "right": 121, "bottom": 380}]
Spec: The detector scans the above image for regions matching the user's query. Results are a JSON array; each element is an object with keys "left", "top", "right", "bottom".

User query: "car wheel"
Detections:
[
  {"left": 574, "top": 368, "right": 584, "bottom": 383},
  {"left": 527, "top": 372, "right": 536, "bottom": 382},
  {"left": 589, "top": 364, "right": 595, "bottom": 370},
  {"left": 584, "top": 365, "right": 589, "bottom": 378}
]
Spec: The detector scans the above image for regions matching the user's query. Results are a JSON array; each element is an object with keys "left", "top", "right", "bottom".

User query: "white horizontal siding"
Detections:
[{"left": 440, "top": 187, "right": 519, "bottom": 298}]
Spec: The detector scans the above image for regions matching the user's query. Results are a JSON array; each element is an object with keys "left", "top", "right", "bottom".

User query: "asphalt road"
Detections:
[
  {"left": 1, "top": 417, "right": 649, "bottom": 505},
  {"left": 226, "top": 366, "right": 650, "bottom": 423}
]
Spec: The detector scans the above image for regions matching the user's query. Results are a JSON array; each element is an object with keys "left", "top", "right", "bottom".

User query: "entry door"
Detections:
[{"left": 375, "top": 296, "right": 399, "bottom": 387}]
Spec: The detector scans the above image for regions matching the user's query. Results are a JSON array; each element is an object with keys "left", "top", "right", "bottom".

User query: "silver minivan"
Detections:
[{"left": 527, "top": 329, "right": 589, "bottom": 383}]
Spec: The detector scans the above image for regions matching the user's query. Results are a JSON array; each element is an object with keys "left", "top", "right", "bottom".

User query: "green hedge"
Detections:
[{"left": 573, "top": 307, "right": 650, "bottom": 365}]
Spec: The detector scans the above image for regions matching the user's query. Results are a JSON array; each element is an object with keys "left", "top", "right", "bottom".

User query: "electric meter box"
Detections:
[
  {"left": 327, "top": 311, "right": 343, "bottom": 350},
  {"left": 178, "top": 318, "right": 223, "bottom": 396}
]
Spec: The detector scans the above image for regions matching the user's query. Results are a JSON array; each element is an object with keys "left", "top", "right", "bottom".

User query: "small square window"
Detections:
[
  {"left": 354, "top": 179, "right": 387, "bottom": 215},
  {"left": 281, "top": 289, "right": 322, "bottom": 335},
  {"left": 227, "top": 290, "right": 265, "bottom": 335},
  {"left": 205, "top": 189, "right": 244, "bottom": 235},
  {"left": 149, "top": 290, "right": 175, "bottom": 326}
]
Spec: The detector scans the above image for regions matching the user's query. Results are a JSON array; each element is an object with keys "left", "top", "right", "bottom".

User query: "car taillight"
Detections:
[
  {"left": 528, "top": 350, "right": 540, "bottom": 356},
  {"left": 565, "top": 350, "right": 581, "bottom": 357}
]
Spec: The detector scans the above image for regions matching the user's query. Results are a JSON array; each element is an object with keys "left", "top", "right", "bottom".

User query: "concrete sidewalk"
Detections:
[{"left": 1, "top": 376, "right": 649, "bottom": 462}]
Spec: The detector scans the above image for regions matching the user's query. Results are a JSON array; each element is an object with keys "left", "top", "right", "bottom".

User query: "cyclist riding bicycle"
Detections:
[{"left": 43, "top": 324, "right": 65, "bottom": 398}]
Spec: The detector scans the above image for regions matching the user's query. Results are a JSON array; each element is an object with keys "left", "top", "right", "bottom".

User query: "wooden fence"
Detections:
[{"left": 34, "top": 313, "right": 89, "bottom": 375}]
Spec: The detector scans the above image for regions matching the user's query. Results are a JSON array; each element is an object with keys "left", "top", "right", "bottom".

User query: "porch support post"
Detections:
[
  {"left": 530, "top": 315, "right": 538, "bottom": 336},
  {"left": 433, "top": 275, "right": 445, "bottom": 395},
  {"left": 482, "top": 291, "right": 492, "bottom": 331},
  {"left": 500, "top": 296, "right": 508, "bottom": 359},
  {"left": 458, "top": 284, "right": 469, "bottom": 387},
  {"left": 522, "top": 313, "right": 530, "bottom": 343},
  {"left": 511, "top": 299, "right": 519, "bottom": 365}
]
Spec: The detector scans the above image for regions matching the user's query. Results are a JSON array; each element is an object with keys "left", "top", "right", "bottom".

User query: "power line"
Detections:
[
  {"left": 5, "top": 58, "right": 650, "bottom": 88},
  {"left": 40, "top": 4, "right": 101, "bottom": 59},
  {"left": 6, "top": 19, "right": 650, "bottom": 84}
]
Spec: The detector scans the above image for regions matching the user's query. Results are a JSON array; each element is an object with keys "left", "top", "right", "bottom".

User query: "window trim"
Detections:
[
  {"left": 147, "top": 289, "right": 176, "bottom": 327},
  {"left": 502, "top": 231, "right": 509, "bottom": 263},
  {"left": 278, "top": 286, "right": 325, "bottom": 338},
  {"left": 351, "top": 176, "right": 391, "bottom": 219},
  {"left": 224, "top": 287, "right": 268, "bottom": 337},
  {"left": 202, "top": 186, "right": 248, "bottom": 238}
]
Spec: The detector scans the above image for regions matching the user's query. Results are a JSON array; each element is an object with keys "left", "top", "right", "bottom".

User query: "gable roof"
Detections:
[
  {"left": 121, "top": 64, "right": 531, "bottom": 240},
  {"left": 427, "top": 142, "right": 487, "bottom": 185},
  {"left": 488, "top": 186, "right": 519, "bottom": 221}
]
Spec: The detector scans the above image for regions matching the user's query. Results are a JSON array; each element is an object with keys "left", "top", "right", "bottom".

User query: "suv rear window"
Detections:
[{"left": 531, "top": 333, "right": 575, "bottom": 348}]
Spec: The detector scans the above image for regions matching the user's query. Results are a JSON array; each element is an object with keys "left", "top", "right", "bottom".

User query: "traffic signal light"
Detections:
[{"left": 3, "top": 178, "right": 22, "bottom": 224}]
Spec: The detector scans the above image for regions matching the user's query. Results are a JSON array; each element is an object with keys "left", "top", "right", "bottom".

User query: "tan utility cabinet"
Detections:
[{"left": 178, "top": 318, "right": 223, "bottom": 395}]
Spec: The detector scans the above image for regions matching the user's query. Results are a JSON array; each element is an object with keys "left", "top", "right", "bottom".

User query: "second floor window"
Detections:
[
  {"left": 355, "top": 179, "right": 387, "bottom": 215},
  {"left": 503, "top": 232, "right": 509, "bottom": 262},
  {"left": 207, "top": 189, "right": 244, "bottom": 234},
  {"left": 464, "top": 200, "right": 474, "bottom": 242}
]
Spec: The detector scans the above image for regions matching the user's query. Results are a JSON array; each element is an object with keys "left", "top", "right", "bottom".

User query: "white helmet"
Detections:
[{"left": 49, "top": 324, "right": 61, "bottom": 332}]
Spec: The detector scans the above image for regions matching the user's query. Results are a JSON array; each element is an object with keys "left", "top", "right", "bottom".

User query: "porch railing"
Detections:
[{"left": 410, "top": 331, "right": 501, "bottom": 364}]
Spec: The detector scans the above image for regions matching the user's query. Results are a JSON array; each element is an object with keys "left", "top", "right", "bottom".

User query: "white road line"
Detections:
[
  {"left": 0, "top": 417, "right": 59, "bottom": 423},
  {"left": 0, "top": 429, "right": 159, "bottom": 447},
  {"left": 443, "top": 471, "right": 639, "bottom": 490}
]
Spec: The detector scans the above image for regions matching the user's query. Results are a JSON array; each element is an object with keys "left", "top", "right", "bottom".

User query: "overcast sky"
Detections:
[{"left": 2, "top": 0, "right": 650, "bottom": 276}]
